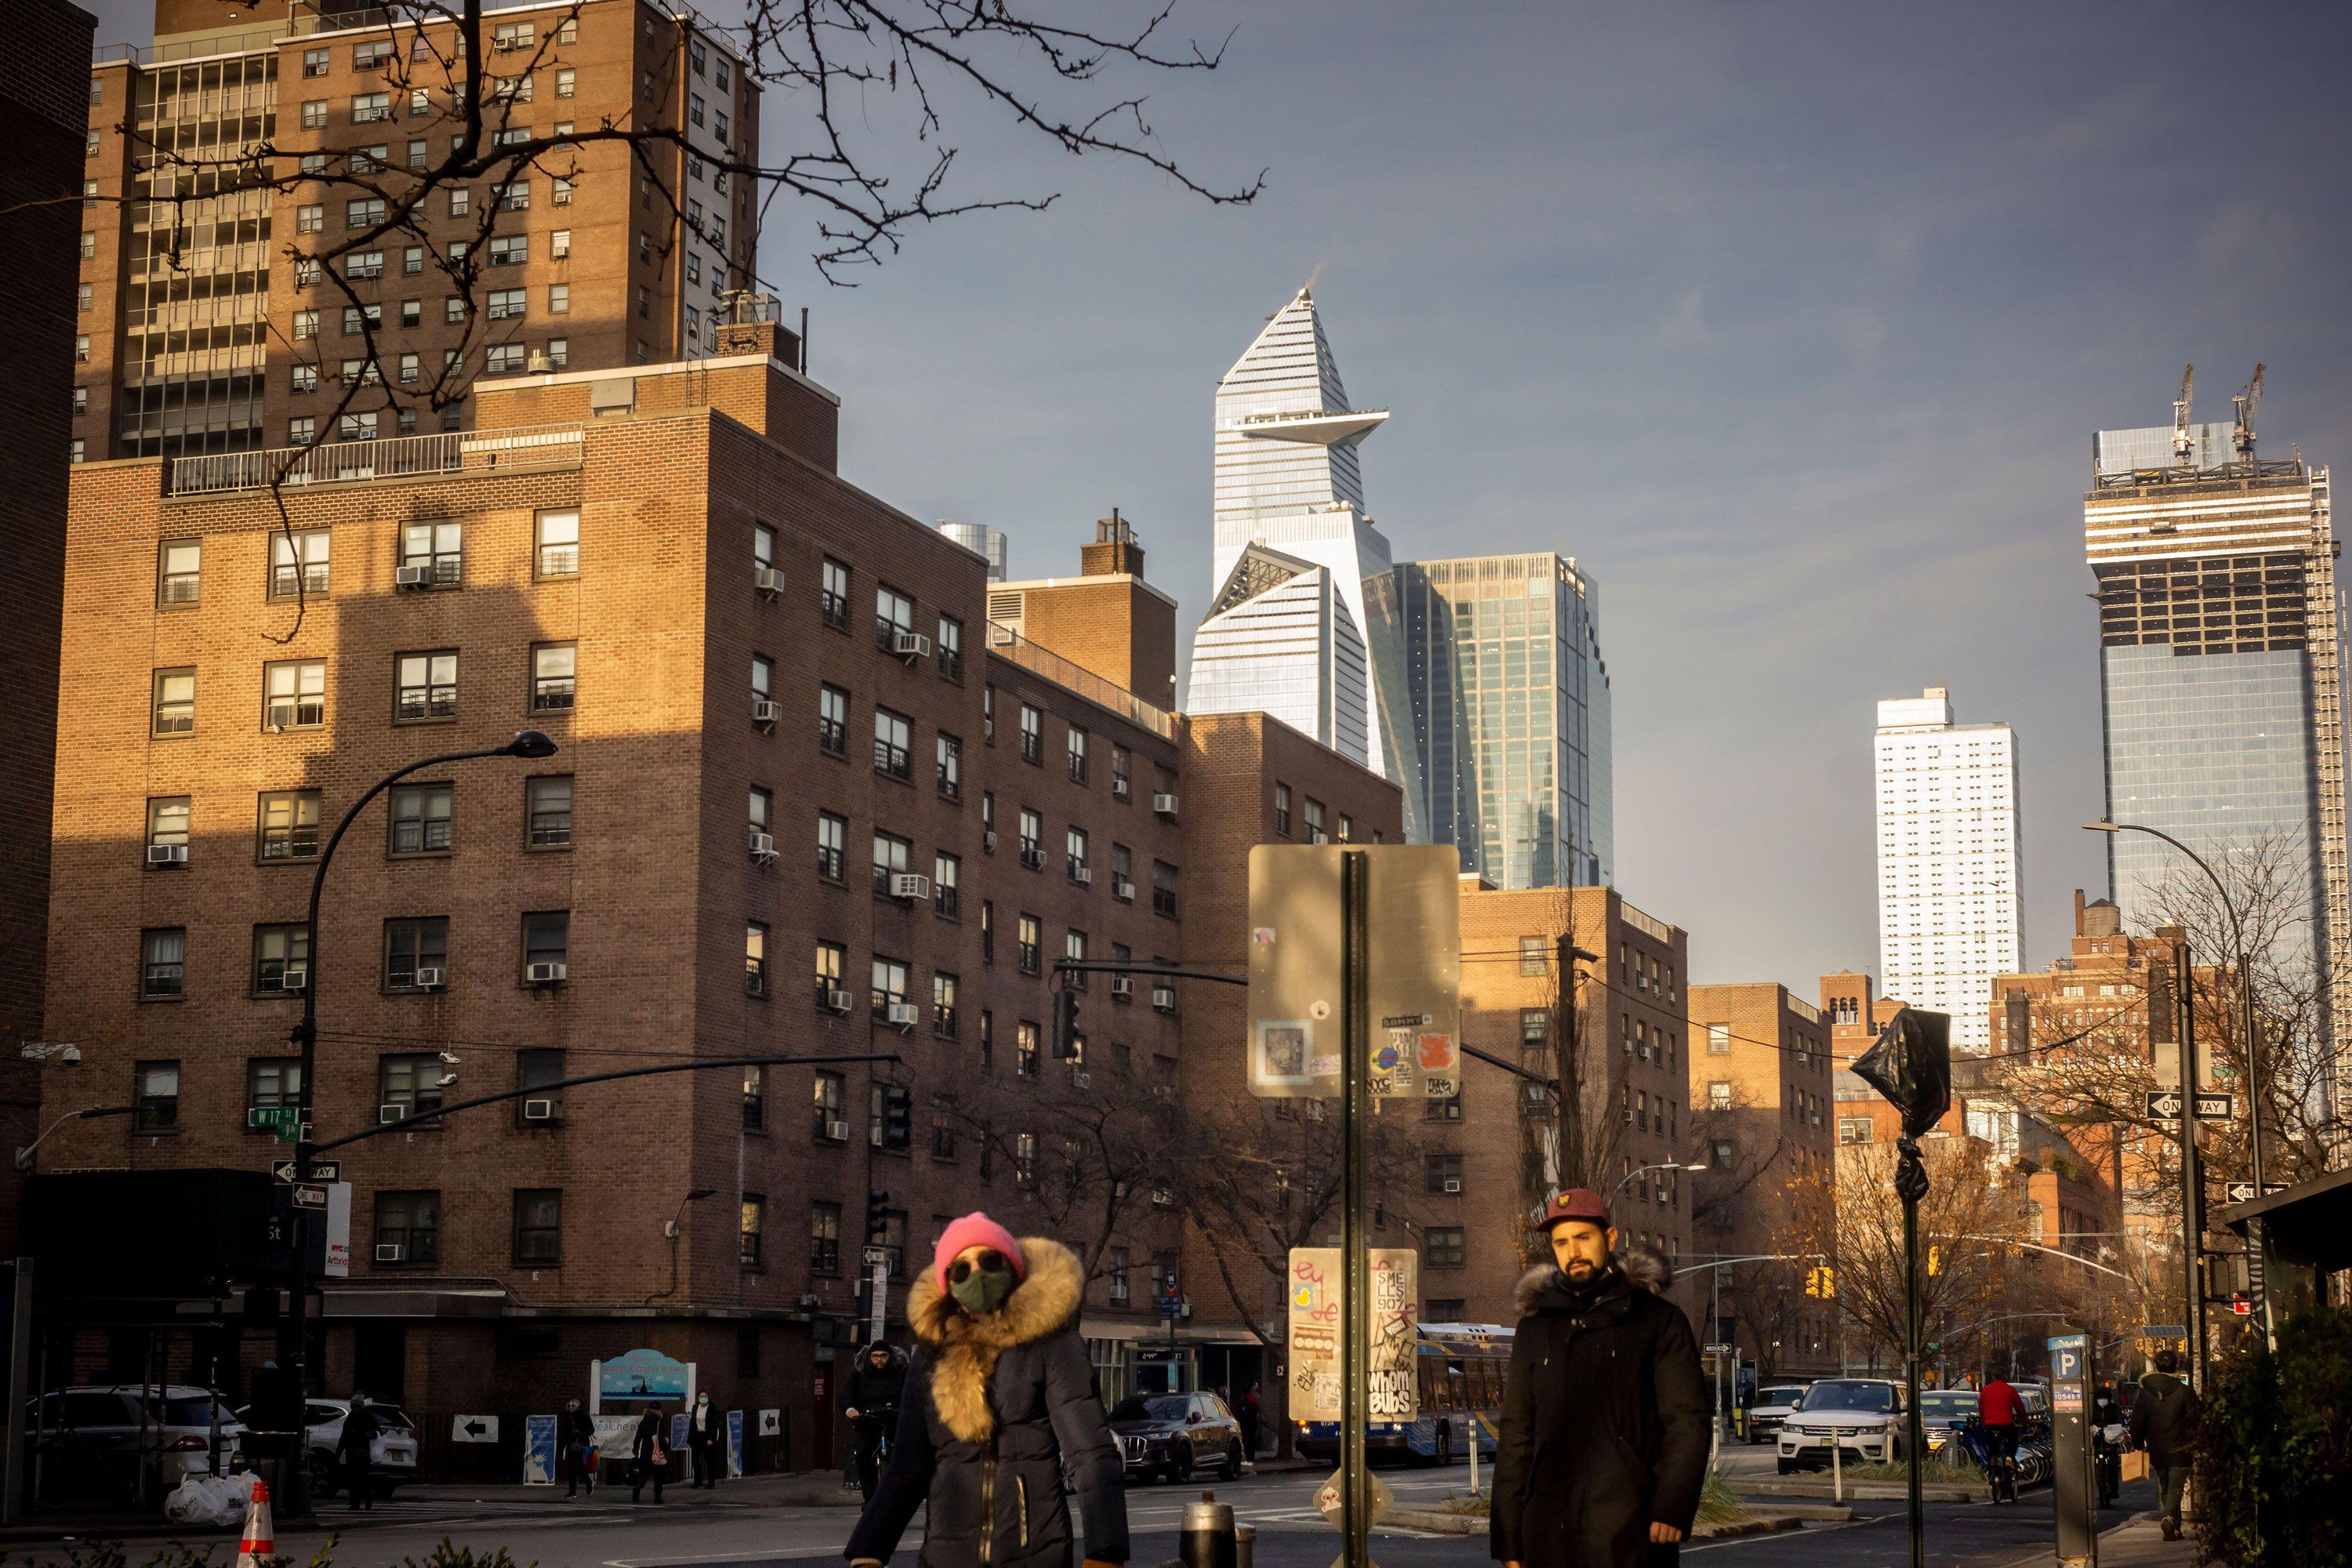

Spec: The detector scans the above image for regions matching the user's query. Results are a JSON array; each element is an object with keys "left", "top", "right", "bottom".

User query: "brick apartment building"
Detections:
[
  {"left": 1682, "top": 982, "right": 1836, "bottom": 1379},
  {"left": 77, "top": 0, "right": 755, "bottom": 462},
  {"left": 0, "top": 0, "right": 100, "bottom": 1253}
]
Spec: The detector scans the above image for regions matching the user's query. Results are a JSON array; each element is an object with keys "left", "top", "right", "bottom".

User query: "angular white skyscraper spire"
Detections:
[{"left": 1192, "top": 287, "right": 1423, "bottom": 833}]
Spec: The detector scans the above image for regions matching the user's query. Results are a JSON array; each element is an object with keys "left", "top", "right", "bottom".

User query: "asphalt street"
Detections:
[{"left": 8, "top": 1460, "right": 2158, "bottom": 1568}]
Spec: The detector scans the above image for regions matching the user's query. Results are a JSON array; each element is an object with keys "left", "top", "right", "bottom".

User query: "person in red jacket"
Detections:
[{"left": 1977, "top": 1376, "right": 2025, "bottom": 1502}]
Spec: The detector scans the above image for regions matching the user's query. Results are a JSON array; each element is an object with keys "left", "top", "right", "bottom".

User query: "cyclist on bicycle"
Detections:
[
  {"left": 1978, "top": 1374, "right": 2025, "bottom": 1503},
  {"left": 842, "top": 1341, "right": 908, "bottom": 1501}
]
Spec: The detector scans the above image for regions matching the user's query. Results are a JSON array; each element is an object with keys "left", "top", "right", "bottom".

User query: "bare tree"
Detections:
[
  {"left": 1831, "top": 1138, "right": 2035, "bottom": 1372},
  {"left": 1686, "top": 1087, "right": 1838, "bottom": 1380}
]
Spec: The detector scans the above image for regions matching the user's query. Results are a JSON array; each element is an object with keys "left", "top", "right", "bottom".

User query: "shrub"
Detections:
[{"left": 2195, "top": 1306, "right": 2352, "bottom": 1568}]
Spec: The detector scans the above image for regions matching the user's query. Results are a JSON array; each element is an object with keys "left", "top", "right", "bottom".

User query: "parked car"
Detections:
[
  {"left": 1108, "top": 1392, "right": 1245, "bottom": 1483},
  {"left": 29, "top": 1385, "right": 245, "bottom": 1503},
  {"left": 1745, "top": 1385, "right": 1810, "bottom": 1445},
  {"left": 234, "top": 1396, "right": 419, "bottom": 1496},
  {"left": 1776, "top": 1378, "right": 1907, "bottom": 1473},
  {"left": 1917, "top": 1388, "right": 1979, "bottom": 1454}
]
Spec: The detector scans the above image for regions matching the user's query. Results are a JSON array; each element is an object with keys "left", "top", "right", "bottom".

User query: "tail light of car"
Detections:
[{"left": 166, "top": 1436, "right": 209, "bottom": 1451}]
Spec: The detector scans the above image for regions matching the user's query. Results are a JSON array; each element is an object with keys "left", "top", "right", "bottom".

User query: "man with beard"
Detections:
[{"left": 1491, "top": 1189, "right": 1709, "bottom": 1568}]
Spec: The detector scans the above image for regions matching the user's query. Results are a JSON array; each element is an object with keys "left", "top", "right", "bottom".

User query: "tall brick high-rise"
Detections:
[{"left": 75, "top": 0, "right": 758, "bottom": 462}]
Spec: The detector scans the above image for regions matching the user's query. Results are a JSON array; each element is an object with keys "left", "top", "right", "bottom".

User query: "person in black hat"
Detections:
[{"left": 1491, "top": 1189, "right": 1710, "bottom": 1568}]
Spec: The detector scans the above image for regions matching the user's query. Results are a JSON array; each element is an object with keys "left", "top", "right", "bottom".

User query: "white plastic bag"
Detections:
[{"left": 162, "top": 1471, "right": 255, "bottom": 1529}]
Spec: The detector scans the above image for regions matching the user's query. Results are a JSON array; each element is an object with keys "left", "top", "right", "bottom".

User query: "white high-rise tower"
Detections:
[
  {"left": 1874, "top": 686, "right": 2023, "bottom": 1053},
  {"left": 1188, "top": 287, "right": 1423, "bottom": 833}
]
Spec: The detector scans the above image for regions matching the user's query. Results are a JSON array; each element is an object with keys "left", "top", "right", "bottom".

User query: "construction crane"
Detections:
[
  {"left": 2234, "top": 362, "right": 2265, "bottom": 460},
  {"left": 2173, "top": 365, "right": 2195, "bottom": 463}
]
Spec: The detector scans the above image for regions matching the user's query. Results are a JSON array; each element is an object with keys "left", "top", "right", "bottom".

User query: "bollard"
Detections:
[
  {"left": 1181, "top": 1490, "right": 1237, "bottom": 1568},
  {"left": 1233, "top": 1523, "right": 1256, "bottom": 1568}
]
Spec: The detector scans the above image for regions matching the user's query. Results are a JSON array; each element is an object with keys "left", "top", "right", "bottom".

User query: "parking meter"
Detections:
[{"left": 2048, "top": 1332, "right": 2096, "bottom": 1567}]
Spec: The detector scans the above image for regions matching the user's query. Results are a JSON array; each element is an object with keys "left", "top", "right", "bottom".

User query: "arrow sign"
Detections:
[
  {"left": 273, "top": 1160, "right": 339, "bottom": 1184},
  {"left": 2146, "top": 1090, "right": 2184, "bottom": 1120},
  {"left": 452, "top": 1414, "right": 499, "bottom": 1443},
  {"left": 2194, "top": 1092, "right": 2234, "bottom": 1120},
  {"left": 290, "top": 1183, "right": 328, "bottom": 1210}
]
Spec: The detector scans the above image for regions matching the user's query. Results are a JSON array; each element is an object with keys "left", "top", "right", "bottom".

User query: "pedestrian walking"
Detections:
[
  {"left": 842, "top": 1341, "right": 909, "bottom": 1501},
  {"left": 561, "top": 1399, "right": 597, "bottom": 1498},
  {"left": 1491, "top": 1189, "right": 1708, "bottom": 1568},
  {"left": 1237, "top": 1383, "right": 1262, "bottom": 1460},
  {"left": 687, "top": 1392, "right": 723, "bottom": 1487},
  {"left": 2091, "top": 1381, "right": 2125, "bottom": 1508},
  {"left": 845, "top": 1211, "right": 1127, "bottom": 1568},
  {"left": 337, "top": 1393, "right": 379, "bottom": 1511},
  {"left": 2131, "top": 1350, "right": 2198, "bottom": 1541},
  {"left": 631, "top": 1406, "right": 670, "bottom": 1504},
  {"left": 1977, "top": 1374, "right": 2025, "bottom": 1503}
]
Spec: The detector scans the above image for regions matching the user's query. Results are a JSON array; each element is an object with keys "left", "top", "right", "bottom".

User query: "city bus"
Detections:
[{"left": 1296, "top": 1323, "right": 1513, "bottom": 1461}]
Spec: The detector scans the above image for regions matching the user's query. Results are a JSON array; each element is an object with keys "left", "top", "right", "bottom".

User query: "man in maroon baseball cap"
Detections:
[{"left": 1491, "top": 1188, "right": 1708, "bottom": 1568}]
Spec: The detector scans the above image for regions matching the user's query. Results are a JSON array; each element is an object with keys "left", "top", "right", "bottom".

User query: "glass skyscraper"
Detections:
[
  {"left": 2085, "top": 411, "right": 2345, "bottom": 1107},
  {"left": 1388, "top": 554, "right": 1612, "bottom": 888}
]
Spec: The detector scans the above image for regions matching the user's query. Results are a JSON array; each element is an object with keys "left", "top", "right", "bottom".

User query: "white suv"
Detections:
[
  {"left": 1747, "top": 1385, "right": 1809, "bottom": 1444},
  {"left": 1776, "top": 1378, "right": 1906, "bottom": 1473}
]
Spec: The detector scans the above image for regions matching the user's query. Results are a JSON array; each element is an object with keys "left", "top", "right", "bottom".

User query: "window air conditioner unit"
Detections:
[
  {"left": 521, "top": 1098, "right": 559, "bottom": 1121},
  {"left": 1112, "top": 778, "right": 1131, "bottom": 800},
  {"left": 751, "top": 698, "right": 780, "bottom": 726},
  {"left": 892, "top": 631, "right": 931, "bottom": 659},
  {"left": 1152, "top": 985, "right": 1177, "bottom": 1011},
  {"left": 374, "top": 1243, "right": 406, "bottom": 1262},
  {"left": 395, "top": 564, "right": 432, "bottom": 587},
  {"left": 527, "top": 350, "right": 551, "bottom": 373},
  {"left": 379, "top": 1103, "right": 411, "bottom": 1123},
  {"left": 413, "top": 967, "right": 446, "bottom": 989},
  {"left": 1443, "top": 1178, "right": 1462, "bottom": 1194},
  {"left": 984, "top": 830, "right": 998, "bottom": 853},
  {"left": 825, "top": 1119, "right": 851, "bottom": 1142},
  {"left": 747, "top": 830, "right": 777, "bottom": 859},
  {"left": 1112, "top": 875, "right": 1134, "bottom": 899},
  {"left": 147, "top": 843, "right": 187, "bottom": 866},
  {"left": 1152, "top": 793, "right": 1179, "bottom": 816},
  {"left": 824, "top": 988, "right": 854, "bottom": 1014},
  {"left": 1020, "top": 848, "right": 1045, "bottom": 870},
  {"left": 526, "top": 960, "right": 567, "bottom": 983},
  {"left": 1069, "top": 866, "right": 1092, "bottom": 886},
  {"left": 753, "top": 566, "right": 784, "bottom": 597},
  {"left": 280, "top": 967, "right": 308, "bottom": 992},
  {"left": 886, "top": 1002, "right": 920, "bottom": 1029},
  {"left": 889, "top": 873, "right": 931, "bottom": 901},
  {"left": 1071, "top": 1071, "right": 1091, "bottom": 1088},
  {"left": 1111, "top": 976, "right": 1133, "bottom": 999}
]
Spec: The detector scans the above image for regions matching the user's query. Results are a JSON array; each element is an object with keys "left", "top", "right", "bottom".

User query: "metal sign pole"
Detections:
[
  {"left": 2175, "top": 943, "right": 2205, "bottom": 1391},
  {"left": 1341, "top": 849, "right": 1370, "bottom": 1568}
]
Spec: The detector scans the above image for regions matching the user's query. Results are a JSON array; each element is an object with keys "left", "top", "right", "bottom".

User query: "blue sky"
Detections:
[{"left": 98, "top": 0, "right": 2352, "bottom": 991}]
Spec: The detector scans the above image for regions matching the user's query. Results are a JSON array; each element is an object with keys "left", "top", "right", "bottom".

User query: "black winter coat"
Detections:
[
  {"left": 846, "top": 1238, "right": 1128, "bottom": 1568},
  {"left": 1490, "top": 1252, "right": 1711, "bottom": 1568},
  {"left": 844, "top": 1348, "right": 911, "bottom": 1418},
  {"left": 633, "top": 1410, "right": 667, "bottom": 1464},
  {"left": 336, "top": 1405, "right": 379, "bottom": 1463},
  {"left": 2129, "top": 1373, "right": 2198, "bottom": 1468}
]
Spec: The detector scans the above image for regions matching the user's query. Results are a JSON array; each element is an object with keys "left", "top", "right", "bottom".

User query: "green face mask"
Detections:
[{"left": 949, "top": 1263, "right": 1016, "bottom": 1316}]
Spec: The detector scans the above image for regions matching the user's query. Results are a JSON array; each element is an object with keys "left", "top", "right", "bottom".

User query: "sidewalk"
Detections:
[{"left": 2090, "top": 1515, "right": 2197, "bottom": 1568}]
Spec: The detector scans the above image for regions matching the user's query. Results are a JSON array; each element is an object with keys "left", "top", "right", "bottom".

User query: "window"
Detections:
[
  {"left": 744, "top": 920, "right": 768, "bottom": 994},
  {"left": 1338, "top": 814, "right": 1353, "bottom": 842},
  {"left": 1019, "top": 704, "right": 1043, "bottom": 764},
  {"left": 1066, "top": 827, "right": 1090, "bottom": 883},
  {"left": 983, "top": 686, "right": 996, "bottom": 743},
  {"left": 401, "top": 520, "right": 463, "bottom": 584},
  {"left": 379, "top": 1053, "right": 446, "bottom": 1119},
  {"left": 809, "top": 1201, "right": 842, "bottom": 1276},
  {"left": 1017, "top": 914, "right": 1041, "bottom": 975},
  {"left": 742, "top": 1063, "right": 766, "bottom": 1130},
  {"left": 556, "top": 67, "right": 575, "bottom": 97},
  {"left": 303, "top": 46, "right": 329, "bottom": 75},
  {"left": 445, "top": 296, "right": 466, "bottom": 325},
  {"left": 1712, "top": 1139, "right": 1737, "bottom": 1168},
  {"left": 815, "top": 942, "right": 845, "bottom": 1010},
  {"left": 523, "top": 911, "right": 569, "bottom": 979},
  {"left": 354, "top": 38, "right": 393, "bottom": 69},
  {"left": 1838, "top": 1116, "right": 1875, "bottom": 1145},
  {"left": 1152, "top": 860, "right": 1178, "bottom": 919},
  {"left": 980, "top": 901, "right": 995, "bottom": 964},
  {"left": 388, "top": 782, "right": 453, "bottom": 855},
  {"left": 873, "top": 585, "right": 915, "bottom": 652},
  {"left": 394, "top": 652, "right": 458, "bottom": 723},
  {"left": 749, "top": 786, "right": 773, "bottom": 844},
  {"left": 513, "top": 1189, "right": 562, "bottom": 1264},
  {"left": 813, "top": 1070, "right": 846, "bottom": 1142},
  {"left": 350, "top": 92, "right": 391, "bottom": 123},
  {"left": 1112, "top": 844, "right": 1133, "bottom": 900},
  {"left": 375, "top": 1192, "right": 439, "bottom": 1266},
  {"left": 487, "top": 287, "right": 527, "bottom": 321},
  {"left": 258, "top": 790, "right": 321, "bottom": 861},
  {"left": 527, "top": 776, "right": 573, "bottom": 848},
  {"left": 1064, "top": 930, "right": 1087, "bottom": 990},
  {"left": 1017, "top": 1021, "right": 1040, "bottom": 1079},
  {"left": 873, "top": 708, "right": 912, "bottom": 781},
  {"left": 1066, "top": 725, "right": 1088, "bottom": 783},
  {"left": 247, "top": 1058, "right": 304, "bottom": 1125},
  {"left": 1708, "top": 1080, "right": 1733, "bottom": 1110},
  {"left": 485, "top": 343, "right": 527, "bottom": 376},
  {"left": 134, "top": 1062, "right": 180, "bottom": 1130},
  {"left": 488, "top": 234, "right": 528, "bottom": 267},
  {"left": 1426, "top": 1153, "right": 1465, "bottom": 1194},
  {"left": 1425, "top": 1227, "right": 1466, "bottom": 1269},
  {"left": 933, "top": 971, "right": 958, "bottom": 1036},
  {"left": 936, "top": 733, "right": 962, "bottom": 799},
  {"left": 157, "top": 540, "right": 200, "bottom": 605},
  {"left": 1520, "top": 1008, "right": 1549, "bottom": 1045},
  {"left": 869, "top": 830, "right": 911, "bottom": 896},
  {"left": 140, "top": 931, "right": 186, "bottom": 1000},
  {"left": 938, "top": 615, "right": 964, "bottom": 679},
  {"left": 532, "top": 644, "right": 576, "bottom": 712},
  {"left": 1018, "top": 809, "right": 1042, "bottom": 865},
  {"left": 739, "top": 1195, "right": 764, "bottom": 1267},
  {"left": 1274, "top": 783, "right": 1291, "bottom": 836},
  {"left": 75, "top": 334, "right": 89, "bottom": 364},
  {"left": 151, "top": 668, "right": 195, "bottom": 735},
  {"left": 339, "top": 410, "right": 379, "bottom": 443},
  {"left": 818, "top": 685, "right": 848, "bottom": 755},
  {"left": 1519, "top": 936, "right": 1548, "bottom": 975},
  {"left": 1304, "top": 798, "right": 1327, "bottom": 843},
  {"left": 384, "top": 918, "right": 450, "bottom": 991},
  {"left": 263, "top": 660, "right": 325, "bottom": 730},
  {"left": 345, "top": 250, "right": 384, "bottom": 280},
  {"left": 270, "top": 530, "right": 330, "bottom": 599},
  {"left": 1707, "top": 1023, "right": 1730, "bottom": 1055},
  {"left": 553, "top": 176, "right": 573, "bottom": 205},
  {"left": 815, "top": 812, "right": 847, "bottom": 882},
  {"left": 147, "top": 797, "right": 191, "bottom": 858},
  {"left": 546, "top": 337, "right": 570, "bottom": 369},
  {"left": 347, "top": 198, "right": 386, "bottom": 230},
  {"left": 299, "top": 98, "right": 328, "bottom": 129},
  {"left": 934, "top": 851, "right": 960, "bottom": 918},
  {"left": 516, "top": 1048, "right": 566, "bottom": 1124},
  {"left": 1425, "top": 1090, "right": 1463, "bottom": 1122},
  {"left": 979, "top": 1009, "right": 995, "bottom": 1070}
]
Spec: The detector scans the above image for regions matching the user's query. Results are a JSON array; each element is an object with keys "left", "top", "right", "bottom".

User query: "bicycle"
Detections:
[{"left": 853, "top": 1404, "right": 898, "bottom": 1501}]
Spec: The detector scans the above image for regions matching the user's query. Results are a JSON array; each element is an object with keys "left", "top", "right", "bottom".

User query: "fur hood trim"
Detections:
[
  {"left": 1513, "top": 1244, "right": 1674, "bottom": 1315},
  {"left": 908, "top": 1236, "right": 1082, "bottom": 1444}
]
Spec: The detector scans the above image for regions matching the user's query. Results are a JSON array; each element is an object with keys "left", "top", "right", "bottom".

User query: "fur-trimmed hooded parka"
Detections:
[
  {"left": 1489, "top": 1245, "right": 1711, "bottom": 1568},
  {"left": 844, "top": 1237, "right": 1128, "bottom": 1568}
]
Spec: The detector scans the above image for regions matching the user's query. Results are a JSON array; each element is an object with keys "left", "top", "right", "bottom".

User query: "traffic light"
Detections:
[
  {"left": 1818, "top": 1265, "right": 1835, "bottom": 1299},
  {"left": 1806, "top": 1266, "right": 1837, "bottom": 1298},
  {"left": 865, "top": 1189, "right": 890, "bottom": 1242},
  {"left": 2230, "top": 1292, "right": 2252, "bottom": 1318},
  {"left": 881, "top": 1085, "right": 912, "bottom": 1150},
  {"left": 1927, "top": 1245, "right": 1941, "bottom": 1277},
  {"left": 1924, "top": 1340, "right": 1941, "bottom": 1359},
  {"left": 1052, "top": 984, "right": 1082, "bottom": 1059}
]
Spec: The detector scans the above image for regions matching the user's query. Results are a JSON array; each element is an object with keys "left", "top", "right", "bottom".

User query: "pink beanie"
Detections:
[{"left": 933, "top": 1212, "right": 1025, "bottom": 1283}]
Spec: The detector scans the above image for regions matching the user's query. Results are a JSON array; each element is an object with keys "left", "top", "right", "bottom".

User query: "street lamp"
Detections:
[
  {"left": 1610, "top": 1161, "right": 1708, "bottom": 1205},
  {"left": 280, "top": 729, "right": 557, "bottom": 1502},
  {"left": 13, "top": 1104, "right": 135, "bottom": 1172},
  {"left": 2084, "top": 819, "right": 2270, "bottom": 1341}
]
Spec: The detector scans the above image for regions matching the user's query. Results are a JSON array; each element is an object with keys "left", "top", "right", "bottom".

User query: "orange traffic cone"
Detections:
[{"left": 237, "top": 1476, "right": 275, "bottom": 1568}]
